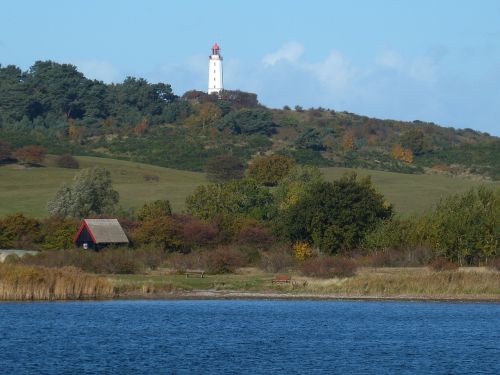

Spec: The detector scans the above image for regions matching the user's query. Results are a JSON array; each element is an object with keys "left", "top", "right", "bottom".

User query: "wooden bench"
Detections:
[
  {"left": 185, "top": 270, "right": 205, "bottom": 278},
  {"left": 272, "top": 275, "right": 291, "bottom": 284}
]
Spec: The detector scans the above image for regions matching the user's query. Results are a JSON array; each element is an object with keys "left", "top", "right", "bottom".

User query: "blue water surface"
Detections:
[{"left": 0, "top": 300, "right": 499, "bottom": 374}]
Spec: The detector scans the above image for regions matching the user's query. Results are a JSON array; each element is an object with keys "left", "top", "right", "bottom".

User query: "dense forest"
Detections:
[{"left": 1, "top": 61, "right": 499, "bottom": 179}]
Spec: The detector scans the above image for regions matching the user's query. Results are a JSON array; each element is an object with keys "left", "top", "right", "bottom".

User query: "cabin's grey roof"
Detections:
[{"left": 84, "top": 219, "right": 129, "bottom": 244}]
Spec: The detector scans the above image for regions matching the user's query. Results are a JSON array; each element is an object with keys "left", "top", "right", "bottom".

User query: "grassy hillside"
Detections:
[
  {"left": 0, "top": 156, "right": 497, "bottom": 218},
  {"left": 0, "top": 156, "right": 207, "bottom": 218}
]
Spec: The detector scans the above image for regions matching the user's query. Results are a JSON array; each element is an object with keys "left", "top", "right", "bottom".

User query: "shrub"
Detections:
[
  {"left": 12, "top": 248, "right": 154, "bottom": 274},
  {"left": 330, "top": 257, "right": 358, "bottom": 277},
  {"left": 301, "top": 256, "right": 357, "bottom": 278},
  {"left": 13, "top": 145, "right": 47, "bottom": 165},
  {"left": 177, "top": 215, "right": 218, "bottom": 248},
  {"left": 40, "top": 216, "right": 80, "bottom": 250},
  {"left": 204, "top": 246, "right": 245, "bottom": 274},
  {"left": 0, "top": 213, "right": 41, "bottom": 249},
  {"left": 55, "top": 154, "right": 79, "bottom": 169},
  {"left": 136, "top": 200, "right": 172, "bottom": 221},
  {"left": 429, "top": 257, "right": 459, "bottom": 272},
  {"left": 293, "top": 241, "right": 314, "bottom": 262},
  {"left": 248, "top": 154, "right": 296, "bottom": 186},
  {"left": 235, "top": 223, "right": 274, "bottom": 250},
  {"left": 205, "top": 155, "right": 245, "bottom": 182},
  {"left": 259, "top": 248, "right": 296, "bottom": 273},
  {"left": 365, "top": 247, "right": 433, "bottom": 267},
  {"left": 488, "top": 258, "right": 500, "bottom": 271},
  {"left": 131, "top": 216, "right": 182, "bottom": 251},
  {"left": 301, "top": 257, "right": 335, "bottom": 278},
  {"left": 168, "top": 252, "right": 205, "bottom": 273}
]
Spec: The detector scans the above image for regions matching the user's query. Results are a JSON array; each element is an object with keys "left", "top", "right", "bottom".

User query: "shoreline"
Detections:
[{"left": 115, "top": 290, "right": 500, "bottom": 303}]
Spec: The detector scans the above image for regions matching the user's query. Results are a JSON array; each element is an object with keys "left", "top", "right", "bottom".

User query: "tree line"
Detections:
[{"left": 1, "top": 154, "right": 498, "bottom": 269}]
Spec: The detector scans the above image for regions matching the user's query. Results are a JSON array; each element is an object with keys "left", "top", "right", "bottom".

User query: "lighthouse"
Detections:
[{"left": 208, "top": 43, "right": 223, "bottom": 94}]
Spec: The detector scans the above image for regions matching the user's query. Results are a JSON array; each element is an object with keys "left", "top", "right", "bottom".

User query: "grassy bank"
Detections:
[
  {"left": 1, "top": 265, "right": 498, "bottom": 301},
  {"left": 1, "top": 156, "right": 497, "bottom": 218},
  {"left": 0, "top": 264, "right": 113, "bottom": 300},
  {"left": 109, "top": 267, "right": 500, "bottom": 301}
]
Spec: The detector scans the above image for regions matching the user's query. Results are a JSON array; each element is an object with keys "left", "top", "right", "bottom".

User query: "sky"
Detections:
[{"left": 1, "top": 0, "right": 499, "bottom": 135}]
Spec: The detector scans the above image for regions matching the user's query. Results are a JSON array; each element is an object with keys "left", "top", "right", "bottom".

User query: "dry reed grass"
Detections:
[
  {"left": 0, "top": 264, "right": 114, "bottom": 300},
  {"left": 284, "top": 268, "right": 500, "bottom": 297}
]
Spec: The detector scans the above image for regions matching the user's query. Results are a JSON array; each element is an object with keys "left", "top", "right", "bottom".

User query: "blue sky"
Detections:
[{"left": 1, "top": 0, "right": 499, "bottom": 135}]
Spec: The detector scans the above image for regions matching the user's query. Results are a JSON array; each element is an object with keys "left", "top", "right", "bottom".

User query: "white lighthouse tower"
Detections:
[{"left": 208, "top": 43, "right": 223, "bottom": 94}]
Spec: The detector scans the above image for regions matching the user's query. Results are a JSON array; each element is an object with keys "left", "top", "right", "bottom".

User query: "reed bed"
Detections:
[
  {"left": 0, "top": 264, "right": 114, "bottom": 300},
  {"left": 293, "top": 268, "right": 500, "bottom": 297}
]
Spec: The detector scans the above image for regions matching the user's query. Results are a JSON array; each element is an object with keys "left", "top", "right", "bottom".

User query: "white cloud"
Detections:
[
  {"left": 74, "top": 60, "right": 122, "bottom": 83},
  {"left": 308, "top": 50, "right": 357, "bottom": 91},
  {"left": 262, "top": 42, "right": 304, "bottom": 66},
  {"left": 376, "top": 50, "right": 403, "bottom": 69}
]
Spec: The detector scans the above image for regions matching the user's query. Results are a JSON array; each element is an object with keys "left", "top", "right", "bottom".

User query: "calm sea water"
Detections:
[{"left": 0, "top": 300, "right": 499, "bottom": 374}]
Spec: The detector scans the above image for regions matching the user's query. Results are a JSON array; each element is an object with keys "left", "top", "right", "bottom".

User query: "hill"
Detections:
[
  {"left": 0, "top": 61, "right": 499, "bottom": 181},
  {"left": 0, "top": 156, "right": 496, "bottom": 218}
]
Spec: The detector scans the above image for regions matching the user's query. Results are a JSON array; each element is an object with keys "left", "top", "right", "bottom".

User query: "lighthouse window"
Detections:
[{"left": 214, "top": 70, "right": 216, "bottom": 73}]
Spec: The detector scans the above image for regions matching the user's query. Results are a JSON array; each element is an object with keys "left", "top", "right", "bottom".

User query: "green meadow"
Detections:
[{"left": 0, "top": 156, "right": 496, "bottom": 218}]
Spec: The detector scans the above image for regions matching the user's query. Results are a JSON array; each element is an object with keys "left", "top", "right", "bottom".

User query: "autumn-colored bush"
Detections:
[
  {"left": 177, "top": 215, "right": 218, "bottom": 248},
  {"left": 428, "top": 257, "right": 459, "bottom": 272},
  {"left": 235, "top": 223, "right": 274, "bottom": 249},
  {"left": 259, "top": 248, "right": 296, "bottom": 273},
  {"left": 330, "top": 257, "right": 358, "bottom": 277},
  {"left": 301, "top": 257, "right": 335, "bottom": 278},
  {"left": 0, "top": 213, "right": 41, "bottom": 249},
  {"left": 391, "top": 144, "right": 413, "bottom": 164},
  {"left": 293, "top": 241, "right": 314, "bottom": 262},
  {"left": 131, "top": 216, "right": 182, "bottom": 251},
  {"left": 488, "top": 258, "right": 500, "bottom": 271},
  {"left": 301, "top": 256, "right": 358, "bottom": 278},
  {"left": 13, "top": 145, "right": 47, "bottom": 165},
  {"left": 204, "top": 246, "right": 245, "bottom": 274},
  {"left": 55, "top": 154, "right": 79, "bottom": 169}
]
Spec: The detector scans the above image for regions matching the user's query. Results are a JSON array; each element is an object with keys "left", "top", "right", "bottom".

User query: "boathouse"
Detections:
[{"left": 74, "top": 219, "right": 129, "bottom": 250}]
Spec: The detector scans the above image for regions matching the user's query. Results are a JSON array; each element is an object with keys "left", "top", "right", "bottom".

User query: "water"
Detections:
[{"left": 0, "top": 300, "right": 499, "bottom": 374}]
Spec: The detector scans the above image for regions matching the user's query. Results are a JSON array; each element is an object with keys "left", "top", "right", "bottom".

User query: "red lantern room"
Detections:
[{"left": 212, "top": 43, "right": 220, "bottom": 55}]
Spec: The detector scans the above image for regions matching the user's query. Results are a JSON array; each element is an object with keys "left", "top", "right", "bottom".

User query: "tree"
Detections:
[
  {"left": 0, "top": 213, "right": 41, "bottom": 248},
  {"left": 401, "top": 128, "right": 425, "bottom": 155},
  {"left": 131, "top": 216, "right": 182, "bottom": 251},
  {"left": 136, "top": 200, "right": 172, "bottom": 221},
  {"left": 39, "top": 216, "right": 79, "bottom": 250},
  {"left": 13, "top": 145, "right": 47, "bottom": 165},
  {"left": 205, "top": 155, "right": 245, "bottom": 182},
  {"left": 273, "top": 165, "right": 324, "bottom": 211},
  {"left": 277, "top": 173, "right": 393, "bottom": 254},
  {"left": 392, "top": 144, "right": 414, "bottom": 164},
  {"left": 248, "top": 155, "right": 296, "bottom": 186},
  {"left": 186, "top": 179, "right": 273, "bottom": 221},
  {"left": 341, "top": 130, "right": 356, "bottom": 152},
  {"left": 47, "top": 167, "right": 119, "bottom": 218},
  {"left": 217, "top": 108, "right": 276, "bottom": 135}
]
